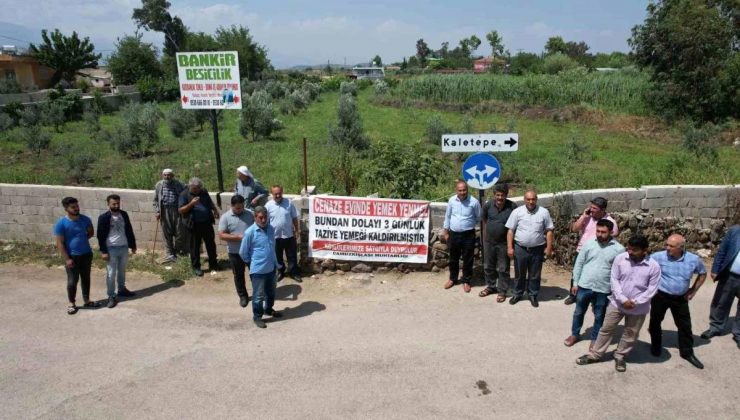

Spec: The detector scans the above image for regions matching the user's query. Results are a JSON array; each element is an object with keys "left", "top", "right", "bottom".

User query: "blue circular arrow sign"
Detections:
[{"left": 461, "top": 153, "right": 501, "bottom": 190}]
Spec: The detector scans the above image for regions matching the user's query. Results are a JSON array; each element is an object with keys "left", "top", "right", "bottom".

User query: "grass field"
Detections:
[{"left": 0, "top": 88, "right": 738, "bottom": 200}]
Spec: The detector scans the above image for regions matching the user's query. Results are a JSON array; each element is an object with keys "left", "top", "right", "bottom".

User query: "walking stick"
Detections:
[{"left": 150, "top": 219, "right": 160, "bottom": 263}]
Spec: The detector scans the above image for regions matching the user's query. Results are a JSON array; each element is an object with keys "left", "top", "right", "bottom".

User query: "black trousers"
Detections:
[
  {"left": 189, "top": 222, "right": 218, "bottom": 270},
  {"left": 448, "top": 230, "right": 476, "bottom": 283},
  {"left": 228, "top": 253, "right": 248, "bottom": 298},
  {"left": 65, "top": 253, "right": 93, "bottom": 303},
  {"left": 275, "top": 236, "right": 300, "bottom": 276},
  {"left": 649, "top": 290, "right": 694, "bottom": 357}
]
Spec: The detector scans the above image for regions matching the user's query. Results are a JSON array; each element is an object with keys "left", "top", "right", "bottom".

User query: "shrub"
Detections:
[
  {"left": 289, "top": 89, "right": 310, "bottom": 112},
  {"left": 339, "top": 81, "right": 358, "bottom": 96},
  {"left": 61, "top": 145, "right": 98, "bottom": 183},
  {"left": 239, "top": 90, "right": 282, "bottom": 141},
  {"left": 103, "top": 102, "right": 162, "bottom": 157},
  {"left": 425, "top": 114, "right": 450, "bottom": 145},
  {"left": 0, "top": 79, "right": 22, "bottom": 94},
  {"left": 264, "top": 80, "right": 289, "bottom": 99},
  {"left": 542, "top": 53, "right": 580, "bottom": 75},
  {"left": 41, "top": 101, "right": 67, "bottom": 132},
  {"left": 326, "top": 146, "right": 360, "bottom": 196},
  {"left": 194, "top": 110, "right": 210, "bottom": 130},
  {"left": 301, "top": 81, "right": 321, "bottom": 100},
  {"left": 0, "top": 113, "right": 13, "bottom": 131},
  {"left": 683, "top": 124, "right": 720, "bottom": 162},
  {"left": 19, "top": 124, "right": 51, "bottom": 156},
  {"left": 136, "top": 76, "right": 179, "bottom": 102},
  {"left": 89, "top": 90, "right": 109, "bottom": 115},
  {"left": 82, "top": 110, "right": 101, "bottom": 136},
  {"left": 328, "top": 94, "right": 369, "bottom": 150},
  {"left": 279, "top": 99, "right": 296, "bottom": 116},
  {"left": 373, "top": 80, "right": 389, "bottom": 96},
  {"left": 19, "top": 107, "right": 41, "bottom": 127},
  {"left": 320, "top": 76, "right": 344, "bottom": 91},
  {"left": 2, "top": 101, "right": 24, "bottom": 124},
  {"left": 356, "top": 79, "right": 373, "bottom": 90},
  {"left": 166, "top": 105, "right": 196, "bottom": 138},
  {"left": 76, "top": 78, "right": 91, "bottom": 93}
]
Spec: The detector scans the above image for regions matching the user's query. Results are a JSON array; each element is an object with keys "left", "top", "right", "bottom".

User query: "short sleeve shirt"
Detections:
[
  {"left": 266, "top": 199, "right": 299, "bottom": 239},
  {"left": 505, "top": 205, "right": 554, "bottom": 247},
  {"left": 54, "top": 215, "right": 93, "bottom": 256},
  {"left": 652, "top": 250, "right": 707, "bottom": 296},
  {"left": 482, "top": 199, "right": 516, "bottom": 243},
  {"left": 218, "top": 209, "right": 255, "bottom": 254}
]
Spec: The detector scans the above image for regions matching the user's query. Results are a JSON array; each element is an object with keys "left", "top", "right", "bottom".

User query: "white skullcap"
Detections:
[
  {"left": 237, "top": 166, "right": 252, "bottom": 177},
  {"left": 162, "top": 168, "right": 174, "bottom": 175}
]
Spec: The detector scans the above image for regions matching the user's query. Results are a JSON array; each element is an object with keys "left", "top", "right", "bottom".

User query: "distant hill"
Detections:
[{"left": 0, "top": 21, "right": 41, "bottom": 52}]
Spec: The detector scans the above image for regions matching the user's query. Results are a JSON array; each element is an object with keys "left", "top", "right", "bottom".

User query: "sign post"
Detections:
[{"left": 176, "top": 51, "right": 242, "bottom": 206}]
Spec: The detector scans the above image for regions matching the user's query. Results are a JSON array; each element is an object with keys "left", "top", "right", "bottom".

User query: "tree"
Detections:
[
  {"left": 132, "top": 0, "right": 187, "bottom": 57},
  {"left": 486, "top": 30, "right": 504, "bottom": 58},
  {"left": 370, "top": 54, "right": 382, "bottom": 67},
  {"left": 184, "top": 31, "right": 219, "bottom": 51},
  {"left": 544, "top": 36, "right": 568, "bottom": 55},
  {"left": 328, "top": 93, "right": 369, "bottom": 150},
  {"left": 107, "top": 33, "right": 161, "bottom": 85},
  {"left": 215, "top": 25, "right": 271, "bottom": 81},
  {"left": 29, "top": 29, "right": 101, "bottom": 86},
  {"left": 629, "top": 0, "right": 739, "bottom": 121},
  {"left": 509, "top": 52, "right": 543, "bottom": 75},
  {"left": 400, "top": 56, "right": 408, "bottom": 70},
  {"left": 416, "top": 39, "right": 431, "bottom": 66},
  {"left": 103, "top": 102, "right": 163, "bottom": 158},
  {"left": 565, "top": 41, "right": 591, "bottom": 65},
  {"left": 239, "top": 90, "right": 282, "bottom": 142},
  {"left": 468, "top": 35, "right": 482, "bottom": 53}
]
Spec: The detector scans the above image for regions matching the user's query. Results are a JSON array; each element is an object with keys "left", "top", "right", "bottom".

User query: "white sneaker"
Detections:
[{"left": 161, "top": 255, "right": 177, "bottom": 264}]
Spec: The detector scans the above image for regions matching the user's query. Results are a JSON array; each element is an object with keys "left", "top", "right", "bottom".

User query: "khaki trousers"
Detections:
[{"left": 589, "top": 304, "right": 646, "bottom": 361}]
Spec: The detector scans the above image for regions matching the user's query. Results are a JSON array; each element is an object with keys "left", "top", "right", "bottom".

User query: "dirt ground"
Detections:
[{"left": 1, "top": 261, "right": 738, "bottom": 420}]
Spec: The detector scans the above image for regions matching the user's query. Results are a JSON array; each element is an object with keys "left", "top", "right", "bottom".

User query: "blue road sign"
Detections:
[{"left": 462, "top": 153, "right": 501, "bottom": 190}]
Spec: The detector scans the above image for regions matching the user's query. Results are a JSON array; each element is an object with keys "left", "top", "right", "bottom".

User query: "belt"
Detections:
[
  {"left": 450, "top": 229, "right": 475, "bottom": 235},
  {"left": 515, "top": 243, "right": 545, "bottom": 252}
]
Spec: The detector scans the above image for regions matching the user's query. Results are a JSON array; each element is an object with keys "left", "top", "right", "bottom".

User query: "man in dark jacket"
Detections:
[
  {"left": 179, "top": 177, "right": 220, "bottom": 277},
  {"left": 701, "top": 224, "right": 740, "bottom": 349},
  {"left": 96, "top": 194, "right": 137, "bottom": 308}
]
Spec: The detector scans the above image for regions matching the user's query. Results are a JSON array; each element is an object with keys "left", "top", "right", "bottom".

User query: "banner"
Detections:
[
  {"left": 176, "top": 51, "right": 242, "bottom": 109},
  {"left": 309, "top": 196, "right": 430, "bottom": 263}
]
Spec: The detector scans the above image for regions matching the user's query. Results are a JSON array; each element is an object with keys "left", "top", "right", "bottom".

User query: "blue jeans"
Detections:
[
  {"left": 571, "top": 287, "right": 609, "bottom": 339},
  {"left": 105, "top": 246, "right": 129, "bottom": 298},
  {"left": 250, "top": 271, "right": 276, "bottom": 320}
]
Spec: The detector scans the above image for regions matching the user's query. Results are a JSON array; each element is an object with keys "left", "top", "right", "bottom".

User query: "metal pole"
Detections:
[
  {"left": 302, "top": 137, "right": 309, "bottom": 195},
  {"left": 210, "top": 109, "right": 225, "bottom": 207},
  {"left": 478, "top": 188, "right": 485, "bottom": 266}
]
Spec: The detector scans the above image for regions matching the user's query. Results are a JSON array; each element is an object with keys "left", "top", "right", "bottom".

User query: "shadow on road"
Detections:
[
  {"left": 276, "top": 284, "right": 302, "bottom": 301},
  {"left": 120, "top": 279, "right": 185, "bottom": 302},
  {"left": 538, "top": 285, "right": 570, "bottom": 302},
  {"left": 271, "top": 301, "right": 326, "bottom": 322}
]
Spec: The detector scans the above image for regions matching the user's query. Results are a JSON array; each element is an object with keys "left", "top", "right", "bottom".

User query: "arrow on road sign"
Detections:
[{"left": 504, "top": 137, "right": 517, "bottom": 147}]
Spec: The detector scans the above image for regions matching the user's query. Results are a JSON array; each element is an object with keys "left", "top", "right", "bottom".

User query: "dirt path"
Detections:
[{"left": 1, "top": 262, "right": 737, "bottom": 419}]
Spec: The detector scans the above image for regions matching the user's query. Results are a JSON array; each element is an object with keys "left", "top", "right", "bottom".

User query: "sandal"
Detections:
[
  {"left": 83, "top": 301, "right": 100, "bottom": 308},
  {"left": 67, "top": 305, "right": 78, "bottom": 315},
  {"left": 496, "top": 294, "right": 506, "bottom": 303},
  {"left": 478, "top": 288, "right": 495, "bottom": 298}
]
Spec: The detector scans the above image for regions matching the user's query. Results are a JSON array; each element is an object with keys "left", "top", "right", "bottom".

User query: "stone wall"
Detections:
[{"left": 0, "top": 183, "right": 737, "bottom": 270}]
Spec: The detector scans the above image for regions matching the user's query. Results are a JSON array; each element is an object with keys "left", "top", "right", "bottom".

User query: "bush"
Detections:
[
  {"left": 542, "top": 53, "right": 580, "bottom": 75},
  {"left": 166, "top": 105, "right": 196, "bottom": 138},
  {"left": 19, "top": 125, "right": 51, "bottom": 156},
  {"left": 41, "top": 101, "right": 67, "bottom": 132},
  {"left": 510, "top": 52, "right": 543, "bottom": 75},
  {"left": 301, "top": 81, "right": 321, "bottom": 100},
  {"left": 320, "top": 76, "right": 344, "bottom": 91},
  {"left": 328, "top": 94, "right": 369, "bottom": 150},
  {"left": 0, "top": 113, "right": 13, "bottom": 131},
  {"left": 239, "top": 90, "right": 282, "bottom": 141},
  {"left": 61, "top": 145, "right": 98, "bottom": 183},
  {"left": 2, "top": 101, "right": 24, "bottom": 124},
  {"left": 339, "top": 81, "right": 358, "bottom": 96},
  {"left": 289, "top": 89, "right": 310, "bottom": 112},
  {"left": 136, "top": 76, "right": 179, "bottom": 102},
  {"left": 82, "top": 110, "right": 101, "bottom": 136},
  {"left": 264, "top": 80, "right": 289, "bottom": 99},
  {"left": 373, "top": 80, "right": 389, "bottom": 96},
  {"left": 89, "top": 90, "right": 109, "bottom": 115},
  {"left": 19, "top": 107, "right": 40, "bottom": 128},
  {"left": 425, "top": 114, "right": 451, "bottom": 145},
  {"left": 103, "top": 102, "right": 162, "bottom": 157},
  {"left": 279, "top": 99, "right": 296, "bottom": 116},
  {"left": 76, "top": 78, "right": 91, "bottom": 93},
  {"left": 326, "top": 146, "right": 360, "bottom": 196},
  {"left": 356, "top": 79, "right": 373, "bottom": 90},
  {"left": 0, "top": 79, "right": 22, "bottom": 94},
  {"left": 683, "top": 124, "right": 720, "bottom": 162}
]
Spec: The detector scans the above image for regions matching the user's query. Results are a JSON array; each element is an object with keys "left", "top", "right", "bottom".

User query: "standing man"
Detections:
[
  {"left": 240, "top": 206, "right": 282, "bottom": 329},
  {"left": 266, "top": 185, "right": 302, "bottom": 283},
  {"left": 564, "top": 197, "right": 618, "bottom": 305},
  {"left": 564, "top": 219, "right": 624, "bottom": 349},
  {"left": 576, "top": 235, "right": 661, "bottom": 372},
  {"left": 218, "top": 195, "right": 254, "bottom": 308},
  {"left": 153, "top": 168, "right": 188, "bottom": 263},
  {"left": 178, "top": 177, "right": 220, "bottom": 277},
  {"left": 701, "top": 223, "right": 740, "bottom": 349},
  {"left": 54, "top": 197, "right": 99, "bottom": 315},
  {"left": 480, "top": 183, "right": 516, "bottom": 302},
  {"left": 234, "top": 166, "right": 268, "bottom": 209},
  {"left": 506, "top": 190, "right": 554, "bottom": 307},
  {"left": 96, "top": 194, "right": 137, "bottom": 309},
  {"left": 648, "top": 234, "right": 706, "bottom": 369},
  {"left": 441, "top": 180, "right": 481, "bottom": 293}
]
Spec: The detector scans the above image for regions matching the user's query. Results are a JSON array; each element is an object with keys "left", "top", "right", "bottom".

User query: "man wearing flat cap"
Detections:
[
  {"left": 153, "top": 168, "right": 188, "bottom": 262},
  {"left": 234, "top": 166, "right": 268, "bottom": 209}
]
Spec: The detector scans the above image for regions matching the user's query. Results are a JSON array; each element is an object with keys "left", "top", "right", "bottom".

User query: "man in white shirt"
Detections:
[{"left": 265, "top": 185, "right": 302, "bottom": 283}]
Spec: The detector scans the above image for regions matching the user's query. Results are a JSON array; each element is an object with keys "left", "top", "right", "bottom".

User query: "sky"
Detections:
[{"left": 0, "top": 0, "right": 649, "bottom": 68}]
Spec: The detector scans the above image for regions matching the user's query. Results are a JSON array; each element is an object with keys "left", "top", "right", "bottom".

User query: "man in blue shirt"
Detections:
[
  {"left": 701, "top": 224, "right": 740, "bottom": 349},
  {"left": 54, "top": 197, "right": 99, "bottom": 315},
  {"left": 178, "top": 177, "right": 220, "bottom": 277},
  {"left": 441, "top": 180, "right": 481, "bottom": 293},
  {"left": 266, "top": 185, "right": 302, "bottom": 283},
  {"left": 648, "top": 234, "right": 707, "bottom": 369},
  {"left": 240, "top": 206, "right": 282, "bottom": 329}
]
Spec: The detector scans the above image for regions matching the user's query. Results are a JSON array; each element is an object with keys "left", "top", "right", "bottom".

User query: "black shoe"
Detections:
[
  {"left": 291, "top": 274, "right": 303, "bottom": 283},
  {"left": 529, "top": 296, "right": 539, "bottom": 308},
  {"left": 615, "top": 359, "right": 627, "bottom": 372},
  {"left": 736, "top": 341, "right": 740, "bottom": 350},
  {"left": 107, "top": 298, "right": 117, "bottom": 309},
  {"left": 509, "top": 295, "right": 522, "bottom": 305},
  {"left": 564, "top": 294, "right": 576, "bottom": 305},
  {"left": 193, "top": 269, "right": 204, "bottom": 277},
  {"left": 576, "top": 354, "right": 600, "bottom": 365},
  {"left": 265, "top": 310, "right": 283, "bottom": 318},
  {"left": 700, "top": 329, "right": 720, "bottom": 339},
  {"left": 681, "top": 354, "right": 704, "bottom": 370},
  {"left": 253, "top": 319, "right": 267, "bottom": 328},
  {"left": 117, "top": 288, "right": 136, "bottom": 297},
  {"left": 277, "top": 271, "right": 285, "bottom": 282},
  {"left": 650, "top": 346, "right": 661, "bottom": 357},
  {"left": 239, "top": 296, "right": 249, "bottom": 308}
]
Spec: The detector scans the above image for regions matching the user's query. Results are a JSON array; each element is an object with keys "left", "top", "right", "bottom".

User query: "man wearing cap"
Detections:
[
  {"left": 153, "top": 169, "right": 188, "bottom": 262},
  {"left": 234, "top": 166, "right": 268, "bottom": 209}
]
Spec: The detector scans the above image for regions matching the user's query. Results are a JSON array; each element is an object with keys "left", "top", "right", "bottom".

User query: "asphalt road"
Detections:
[{"left": 1, "top": 262, "right": 738, "bottom": 419}]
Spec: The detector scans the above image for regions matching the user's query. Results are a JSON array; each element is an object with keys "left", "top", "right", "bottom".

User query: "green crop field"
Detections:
[{"left": 0, "top": 87, "right": 737, "bottom": 200}]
